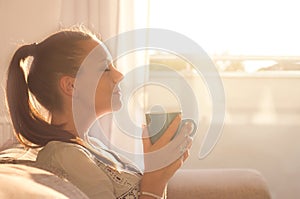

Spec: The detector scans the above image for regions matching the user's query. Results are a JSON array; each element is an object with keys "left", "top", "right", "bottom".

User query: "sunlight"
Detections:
[
  {"left": 149, "top": 0, "right": 300, "bottom": 56},
  {"left": 243, "top": 60, "right": 277, "bottom": 73}
]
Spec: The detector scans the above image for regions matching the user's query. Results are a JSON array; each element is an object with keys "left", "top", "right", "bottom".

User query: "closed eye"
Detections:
[{"left": 104, "top": 68, "right": 111, "bottom": 72}]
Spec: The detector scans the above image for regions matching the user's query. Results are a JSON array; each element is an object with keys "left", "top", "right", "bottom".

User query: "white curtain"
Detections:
[{"left": 59, "top": 0, "right": 120, "bottom": 40}]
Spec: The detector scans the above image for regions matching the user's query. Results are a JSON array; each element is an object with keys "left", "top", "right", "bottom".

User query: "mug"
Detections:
[{"left": 145, "top": 112, "right": 197, "bottom": 144}]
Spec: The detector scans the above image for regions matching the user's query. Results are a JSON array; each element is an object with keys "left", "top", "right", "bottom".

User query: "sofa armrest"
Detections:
[{"left": 167, "top": 169, "right": 271, "bottom": 199}]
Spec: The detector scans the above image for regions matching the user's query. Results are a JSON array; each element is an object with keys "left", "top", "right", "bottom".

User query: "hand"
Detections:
[{"left": 140, "top": 114, "right": 193, "bottom": 196}]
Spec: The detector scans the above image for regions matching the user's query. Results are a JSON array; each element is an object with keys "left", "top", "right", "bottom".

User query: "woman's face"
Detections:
[
  {"left": 94, "top": 63, "right": 124, "bottom": 115},
  {"left": 70, "top": 39, "right": 124, "bottom": 117}
]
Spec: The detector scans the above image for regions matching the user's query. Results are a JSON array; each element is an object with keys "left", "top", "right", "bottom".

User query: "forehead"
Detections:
[{"left": 76, "top": 40, "right": 112, "bottom": 74}]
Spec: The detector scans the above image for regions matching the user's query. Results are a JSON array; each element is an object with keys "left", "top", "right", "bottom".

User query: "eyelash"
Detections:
[{"left": 104, "top": 68, "right": 110, "bottom": 72}]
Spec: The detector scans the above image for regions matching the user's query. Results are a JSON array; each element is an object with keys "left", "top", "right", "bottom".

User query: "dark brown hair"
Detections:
[{"left": 6, "top": 30, "right": 97, "bottom": 148}]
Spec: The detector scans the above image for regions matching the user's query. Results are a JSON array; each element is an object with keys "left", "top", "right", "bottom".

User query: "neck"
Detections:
[{"left": 51, "top": 108, "right": 96, "bottom": 138}]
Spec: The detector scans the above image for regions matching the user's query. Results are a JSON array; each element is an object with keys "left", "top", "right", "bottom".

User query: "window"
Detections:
[{"left": 148, "top": 0, "right": 300, "bottom": 72}]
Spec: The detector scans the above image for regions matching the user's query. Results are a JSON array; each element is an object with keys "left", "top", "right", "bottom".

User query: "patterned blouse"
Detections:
[{"left": 36, "top": 141, "right": 142, "bottom": 199}]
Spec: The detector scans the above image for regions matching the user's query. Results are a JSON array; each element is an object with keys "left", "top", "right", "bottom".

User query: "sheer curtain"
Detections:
[{"left": 59, "top": 0, "right": 120, "bottom": 40}]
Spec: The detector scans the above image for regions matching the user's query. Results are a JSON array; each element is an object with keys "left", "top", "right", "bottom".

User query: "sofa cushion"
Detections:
[
  {"left": 0, "top": 164, "right": 89, "bottom": 199},
  {"left": 167, "top": 169, "right": 271, "bottom": 199}
]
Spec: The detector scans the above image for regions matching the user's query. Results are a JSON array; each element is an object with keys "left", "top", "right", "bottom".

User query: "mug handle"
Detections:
[
  {"left": 172, "top": 118, "right": 197, "bottom": 140},
  {"left": 181, "top": 119, "right": 197, "bottom": 137}
]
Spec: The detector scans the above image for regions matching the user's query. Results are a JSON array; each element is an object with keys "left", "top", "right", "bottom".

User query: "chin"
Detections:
[{"left": 111, "top": 97, "right": 123, "bottom": 112}]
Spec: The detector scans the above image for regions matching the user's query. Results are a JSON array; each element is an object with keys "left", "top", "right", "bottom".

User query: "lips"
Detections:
[
  {"left": 113, "top": 89, "right": 121, "bottom": 94},
  {"left": 113, "top": 85, "right": 121, "bottom": 94}
]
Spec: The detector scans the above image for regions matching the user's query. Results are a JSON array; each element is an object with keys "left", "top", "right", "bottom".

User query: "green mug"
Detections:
[{"left": 145, "top": 112, "right": 197, "bottom": 144}]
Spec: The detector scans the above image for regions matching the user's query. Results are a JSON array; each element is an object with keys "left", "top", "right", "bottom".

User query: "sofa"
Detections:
[{"left": 0, "top": 145, "right": 271, "bottom": 199}]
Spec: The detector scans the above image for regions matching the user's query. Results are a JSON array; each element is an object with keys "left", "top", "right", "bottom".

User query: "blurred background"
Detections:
[{"left": 1, "top": 1, "right": 300, "bottom": 198}]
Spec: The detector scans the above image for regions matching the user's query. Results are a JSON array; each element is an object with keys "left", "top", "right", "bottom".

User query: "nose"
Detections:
[{"left": 111, "top": 65, "right": 124, "bottom": 84}]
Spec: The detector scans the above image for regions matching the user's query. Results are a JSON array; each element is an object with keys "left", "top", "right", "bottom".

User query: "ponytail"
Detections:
[{"left": 6, "top": 44, "right": 77, "bottom": 148}]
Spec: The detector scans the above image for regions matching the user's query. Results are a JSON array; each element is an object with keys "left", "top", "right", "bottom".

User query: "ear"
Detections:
[{"left": 59, "top": 76, "right": 75, "bottom": 97}]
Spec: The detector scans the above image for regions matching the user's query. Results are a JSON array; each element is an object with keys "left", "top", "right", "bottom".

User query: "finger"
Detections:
[
  {"left": 179, "top": 120, "right": 194, "bottom": 137},
  {"left": 164, "top": 131, "right": 190, "bottom": 158},
  {"left": 154, "top": 114, "right": 181, "bottom": 147},
  {"left": 177, "top": 137, "right": 193, "bottom": 156},
  {"left": 182, "top": 149, "right": 190, "bottom": 162},
  {"left": 177, "top": 149, "right": 190, "bottom": 166},
  {"left": 186, "top": 137, "right": 193, "bottom": 150},
  {"left": 142, "top": 124, "right": 152, "bottom": 152},
  {"left": 170, "top": 151, "right": 188, "bottom": 171},
  {"left": 174, "top": 120, "right": 193, "bottom": 144},
  {"left": 143, "top": 136, "right": 192, "bottom": 172}
]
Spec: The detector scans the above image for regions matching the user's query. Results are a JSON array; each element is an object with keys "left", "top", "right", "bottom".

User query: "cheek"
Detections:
[
  {"left": 95, "top": 82, "right": 111, "bottom": 103},
  {"left": 95, "top": 84, "right": 104, "bottom": 103}
]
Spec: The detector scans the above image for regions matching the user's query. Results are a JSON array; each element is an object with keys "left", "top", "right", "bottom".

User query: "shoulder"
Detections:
[
  {"left": 42, "top": 141, "right": 90, "bottom": 155},
  {"left": 37, "top": 141, "right": 114, "bottom": 187},
  {"left": 37, "top": 141, "right": 116, "bottom": 198},
  {"left": 41, "top": 140, "right": 88, "bottom": 153},
  {"left": 37, "top": 141, "right": 94, "bottom": 166},
  {"left": 37, "top": 141, "right": 89, "bottom": 162}
]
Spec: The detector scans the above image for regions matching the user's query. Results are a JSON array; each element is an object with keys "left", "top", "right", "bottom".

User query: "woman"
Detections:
[{"left": 6, "top": 29, "right": 192, "bottom": 199}]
